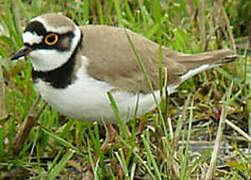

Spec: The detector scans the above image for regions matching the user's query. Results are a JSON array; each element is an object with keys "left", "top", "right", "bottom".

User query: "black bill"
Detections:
[{"left": 11, "top": 46, "right": 33, "bottom": 60}]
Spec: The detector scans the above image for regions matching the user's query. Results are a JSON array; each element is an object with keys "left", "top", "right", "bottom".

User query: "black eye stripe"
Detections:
[
  {"left": 24, "top": 20, "right": 74, "bottom": 41},
  {"left": 24, "top": 32, "right": 75, "bottom": 51},
  {"left": 23, "top": 19, "right": 75, "bottom": 50},
  {"left": 24, "top": 42, "right": 33, "bottom": 47}
]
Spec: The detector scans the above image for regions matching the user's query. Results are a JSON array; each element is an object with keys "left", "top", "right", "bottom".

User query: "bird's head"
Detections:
[{"left": 11, "top": 13, "right": 81, "bottom": 71}]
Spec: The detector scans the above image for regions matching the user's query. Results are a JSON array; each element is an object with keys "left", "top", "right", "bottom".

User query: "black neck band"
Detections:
[{"left": 32, "top": 31, "right": 83, "bottom": 89}]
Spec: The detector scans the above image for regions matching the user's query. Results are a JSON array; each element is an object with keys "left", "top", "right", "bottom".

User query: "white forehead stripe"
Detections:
[{"left": 23, "top": 31, "right": 43, "bottom": 45}]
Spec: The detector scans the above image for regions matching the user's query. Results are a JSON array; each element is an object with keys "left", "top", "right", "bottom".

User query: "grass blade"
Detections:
[
  {"left": 47, "top": 149, "right": 75, "bottom": 180},
  {"left": 107, "top": 91, "right": 128, "bottom": 139},
  {"left": 142, "top": 132, "right": 161, "bottom": 180}
]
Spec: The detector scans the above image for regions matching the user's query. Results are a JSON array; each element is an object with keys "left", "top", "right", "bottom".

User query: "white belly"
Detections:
[
  {"left": 34, "top": 57, "right": 162, "bottom": 123},
  {"left": 35, "top": 80, "right": 161, "bottom": 123}
]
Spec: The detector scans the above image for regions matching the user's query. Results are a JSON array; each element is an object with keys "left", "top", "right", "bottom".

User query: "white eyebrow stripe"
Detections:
[
  {"left": 49, "top": 26, "right": 73, "bottom": 34},
  {"left": 22, "top": 31, "right": 43, "bottom": 45}
]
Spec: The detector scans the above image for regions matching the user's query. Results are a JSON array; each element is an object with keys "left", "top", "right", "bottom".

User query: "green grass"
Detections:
[{"left": 0, "top": 0, "right": 250, "bottom": 179}]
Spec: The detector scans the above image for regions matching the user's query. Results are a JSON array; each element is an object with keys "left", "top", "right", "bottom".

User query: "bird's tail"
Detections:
[{"left": 177, "top": 49, "right": 238, "bottom": 83}]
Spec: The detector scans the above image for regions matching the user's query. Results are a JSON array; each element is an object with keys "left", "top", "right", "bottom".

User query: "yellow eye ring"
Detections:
[{"left": 44, "top": 33, "right": 59, "bottom": 45}]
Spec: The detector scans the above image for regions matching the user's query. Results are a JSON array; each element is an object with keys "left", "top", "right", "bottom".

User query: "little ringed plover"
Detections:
[{"left": 11, "top": 13, "right": 237, "bottom": 123}]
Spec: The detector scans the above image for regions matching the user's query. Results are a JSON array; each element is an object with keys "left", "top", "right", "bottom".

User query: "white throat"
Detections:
[{"left": 25, "top": 27, "right": 81, "bottom": 72}]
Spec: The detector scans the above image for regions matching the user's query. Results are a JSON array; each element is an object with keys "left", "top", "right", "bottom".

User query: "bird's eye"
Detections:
[{"left": 44, "top": 33, "right": 59, "bottom": 45}]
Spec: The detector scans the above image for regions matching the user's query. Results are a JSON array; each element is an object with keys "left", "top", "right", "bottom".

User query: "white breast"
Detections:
[{"left": 35, "top": 56, "right": 167, "bottom": 123}]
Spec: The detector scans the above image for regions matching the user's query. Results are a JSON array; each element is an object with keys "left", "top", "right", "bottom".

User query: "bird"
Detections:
[{"left": 11, "top": 13, "right": 237, "bottom": 123}]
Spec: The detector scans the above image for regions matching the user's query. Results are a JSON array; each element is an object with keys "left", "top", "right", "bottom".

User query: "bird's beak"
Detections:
[{"left": 11, "top": 46, "right": 33, "bottom": 60}]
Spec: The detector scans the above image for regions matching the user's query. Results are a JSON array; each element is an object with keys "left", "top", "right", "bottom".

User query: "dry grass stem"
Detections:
[
  {"left": 169, "top": 94, "right": 192, "bottom": 178},
  {"left": 167, "top": 117, "right": 173, "bottom": 139},
  {"left": 221, "top": 3, "right": 236, "bottom": 52},
  {"left": 12, "top": 95, "right": 46, "bottom": 155},
  {"left": 178, "top": 140, "right": 214, "bottom": 145},
  {"left": 225, "top": 119, "right": 251, "bottom": 142},
  {"left": 205, "top": 95, "right": 227, "bottom": 180},
  {"left": 199, "top": 0, "right": 206, "bottom": 50}
]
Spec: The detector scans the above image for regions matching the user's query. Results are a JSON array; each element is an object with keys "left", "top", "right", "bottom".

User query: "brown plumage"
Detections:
[{"left": 82, "top": 25, "right": 237, "bottom": 93}]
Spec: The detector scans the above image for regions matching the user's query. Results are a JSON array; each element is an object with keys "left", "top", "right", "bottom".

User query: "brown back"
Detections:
[{"left": 81, "top": 25, "right": 236, "bottom": 94}]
